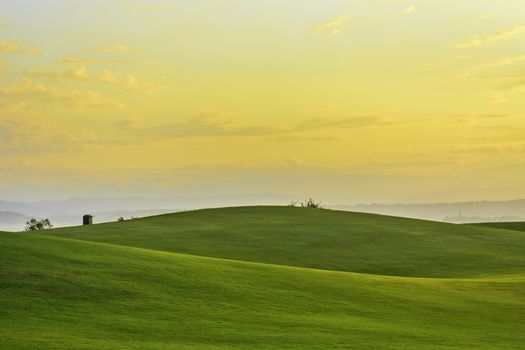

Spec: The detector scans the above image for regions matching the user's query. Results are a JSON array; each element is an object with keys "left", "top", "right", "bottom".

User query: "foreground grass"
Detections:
[
  {"left": 47, "top": 206, "right": 525, "bottom": 278},
  {"left": 1, "top": 232, "right": 525, "bottom": 350}
]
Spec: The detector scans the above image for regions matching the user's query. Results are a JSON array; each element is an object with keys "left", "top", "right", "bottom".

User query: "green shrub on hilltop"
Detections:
[
  {"left": 289, "top": 198, "right": 323, "bottom": 208},
  {"left": 24, "top": 218, "right": 53, "bottom": 231}
]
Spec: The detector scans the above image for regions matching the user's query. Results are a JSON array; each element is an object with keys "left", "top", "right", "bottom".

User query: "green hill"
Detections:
[
  {"left": 46, "top": 206, "right": 525, "bottom": 278},
  {"left": 2, "top": 206, "right": 525, "bottom": 349},
  {"left": 2, "top": 231, "right": 525, "bottom": 350}
]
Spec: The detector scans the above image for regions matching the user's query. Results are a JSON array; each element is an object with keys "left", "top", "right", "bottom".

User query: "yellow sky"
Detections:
[{"left": 0, "top": 0, "right": 524, "bottom": 202}]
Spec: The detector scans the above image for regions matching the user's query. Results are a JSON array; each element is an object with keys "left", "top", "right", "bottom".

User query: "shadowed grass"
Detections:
[{"left": 470, "top": 221, "right": 525, "bottom": 233}]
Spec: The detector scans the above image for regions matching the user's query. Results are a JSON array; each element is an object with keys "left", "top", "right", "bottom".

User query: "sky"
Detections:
[{"left": 0, "top": 0, "right": 524, "bottom": 203}]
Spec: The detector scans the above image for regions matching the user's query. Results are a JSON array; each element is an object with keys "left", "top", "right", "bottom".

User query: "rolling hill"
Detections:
[
  {"left": 45, "top": 206, "right": 525, "bottom": 278},
  {"left": 2, "top": 207, "right": 525, "bottom": 349}
]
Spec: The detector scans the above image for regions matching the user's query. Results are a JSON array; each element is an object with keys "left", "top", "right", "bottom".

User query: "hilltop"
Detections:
[{"left": 47, "top": 206, "right": 525, "bottom": 278}]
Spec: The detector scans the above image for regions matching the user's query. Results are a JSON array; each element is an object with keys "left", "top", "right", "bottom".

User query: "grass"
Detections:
[
  {"left": 1, "top": 206, "right": 525, "bottom": 349},
  {"left": 470, "top": 221, "right": 525, "bottom": 233},
  {"left": 46, "top": 206, "right": 525, "bottom": 278}
]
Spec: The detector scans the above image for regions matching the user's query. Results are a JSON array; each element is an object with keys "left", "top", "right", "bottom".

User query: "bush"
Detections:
[
  {"left": 25, "top": 218, "right": 53, "bottom": 231},
  {"left": 289, "top": 198, "right": 323, "bottom": 209}
]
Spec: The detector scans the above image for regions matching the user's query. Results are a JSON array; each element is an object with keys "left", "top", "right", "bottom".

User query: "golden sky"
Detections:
[{"left": 0, "top": 0, "right": 524, "bottom": 203}]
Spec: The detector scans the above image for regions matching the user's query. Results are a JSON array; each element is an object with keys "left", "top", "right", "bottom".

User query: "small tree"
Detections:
[
  {"left": 25, "top": 218, "right": 53, "bottom": 231},
  {"left": 118, "top": 217, "right": 125, "bottom": 222}
]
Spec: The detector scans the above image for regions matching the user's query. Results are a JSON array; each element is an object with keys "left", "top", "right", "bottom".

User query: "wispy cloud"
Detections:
[
  {"left": 116, "top": 114, "right": 404, "bottom": 140},
  {"left": 100, "top": 69, "right": 158, "bottom": 92},
  {"left": 0, "top": 40, "right": 39, "bottom": 55},
  {"left": 404, "top": 5, "right": 416, "bottom": 14},
  {"left": 455, "top": 23, "right": 525, "bottom": 48},
  {"left": 29, "top": 66, "right": 91, "bottom": 82},
  {"left": 0, "top": 78, "right": 124, "bottom": 110},
  {"left": 27, "top": 66, "right": 158, "bottom": 93},
  {"left": 313, "top": 15, "right": 352, "bottom": 35},
  {"left": 55, "top": 57, "right": 95, "bottom": 65},
  {"left": 95, "top": 45, "right": 130, "bottom": 53},
  {"left": 55, "top": 57, "right": 160, "bottom": 68},
  {"left": 0, "top": 102, "right": 105, "bottom": 154},
  {"left": 448, "top": 113, "right": 513, "bottom": 124},
  {"left": 113, "top": 116, "right": 144, "bottom": 130},
  {"left": 460, "top": 54, "right": 525, "bottom": 77}
]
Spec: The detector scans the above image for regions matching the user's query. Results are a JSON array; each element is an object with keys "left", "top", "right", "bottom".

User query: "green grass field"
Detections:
[{"left": 2, "top": 207, "right": 525, "bottom": 349}]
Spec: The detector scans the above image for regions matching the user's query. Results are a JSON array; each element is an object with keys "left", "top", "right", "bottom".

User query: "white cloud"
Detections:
[
  {"left": 313, "top": 15, "right": 352, "bottom": 35},
  {"left": 455, "top": 23, "right": 525, "bottom": 48},
  {"left": 404, "top": 5, "right": 417, "bottom": 14}
]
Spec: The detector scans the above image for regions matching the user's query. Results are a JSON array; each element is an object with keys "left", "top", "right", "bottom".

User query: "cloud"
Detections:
[
  {"left": 29, "top": 66, "right": 90, "bottom": 82},
  {"left": 293, "top": 116, "right": 398, "bottom": 132},
  {"left": 118, "top": 114, "right": 404, "bottom": 140},
  {"left": 100, "top": 69, "right": 157, "bottom": 92},
  {"left": 467, "top": 68, "right": 525, "bottom": 102},
  {"left": 0, "top": 103, "right": 103, "bottom": 154},
  {"left": 456, "top": 54, "right": 525, "bottom": 101},
  {"left": 28, "top": 66, "right": 157, "bottom": 93},
  {"left": 55, "top": 57, "right": 94, "bottom": 65},
  {"left": 313, "top": 15, "right": 352, "bottom": 35},
  {"left": 0, "top": 78, "right": 124, "bottom": 110},
  {"left": 95, "top": 45, "right": 130, "bottom": 53},
  {"left": 448, "top": 113, "right": 513, "bottom": 124},
  {"left": 0, "top": 40, "right": 39, "bottom": 55},
  {"left": 404, "top": 5, "right": 416, "bottom": 14},
  {"left": 113, "top": 116, "right": 143, "bottom": 130},
  {"left": 495, "top": 72, "right": 525, "bottom": 92},
  {"left": 462, "top": 54, "right": 525, "bottom": 77},
  {"left": 455, "top": 23, "right": 525, "bottom": 48},
  {"left": 145, "top": 115, "right": 278, "bottom": 138}
]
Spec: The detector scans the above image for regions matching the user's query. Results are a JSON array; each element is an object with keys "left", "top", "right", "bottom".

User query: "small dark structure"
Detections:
[{"left": 83, "top": 215, "right": 93, "bottom": 226}]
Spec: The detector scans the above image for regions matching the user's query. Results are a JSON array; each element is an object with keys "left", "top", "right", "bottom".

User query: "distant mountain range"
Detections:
[
  {"left": 330, "top": 199, "right": 525, "bottom": 223},
  {"left": 0, "top": 193, "right": 289, "bottom": 231},
  {"left": 1, "top": 196, "right": 524, "bottom": 232},
  {"left": 0, "top": 209, "right": 178, "bottom": 232},
  {"left": 0, "top": 212, "right": 31, "bottom": 232}
]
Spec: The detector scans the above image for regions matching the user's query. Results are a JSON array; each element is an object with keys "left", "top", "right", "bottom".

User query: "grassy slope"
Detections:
[
  {"left": 45, "top": 206, "right": 525, "bottom": 278},
  {"left": 471, "top": 222, "right": 525, "bottom": 233},
  {"left": 2, "top": 232, "right": 525, "bottom": 350}
]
